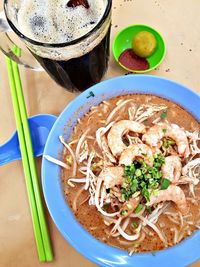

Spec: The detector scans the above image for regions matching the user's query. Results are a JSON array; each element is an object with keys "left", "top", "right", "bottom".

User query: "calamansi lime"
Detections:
[{"left": 132, "top": 31, "right": 157, "bottom": 58}]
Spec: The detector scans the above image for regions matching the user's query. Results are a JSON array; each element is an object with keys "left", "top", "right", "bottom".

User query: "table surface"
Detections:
[{"left": 1, "top": 0, "right": 200, "bottom": 266}]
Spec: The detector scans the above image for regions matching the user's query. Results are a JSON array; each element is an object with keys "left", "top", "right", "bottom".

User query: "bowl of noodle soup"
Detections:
[{"left": 42, "top": 75, "right": 200, "bottom": 267}]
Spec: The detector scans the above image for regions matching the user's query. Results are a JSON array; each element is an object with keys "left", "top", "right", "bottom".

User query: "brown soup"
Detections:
[{"left": 61, "top": 94, "right": 200, "bottom": 255}]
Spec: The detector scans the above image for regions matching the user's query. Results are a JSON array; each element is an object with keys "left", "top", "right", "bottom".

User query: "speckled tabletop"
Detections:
[{"left": 0, "top": 0, "right": 200, "bottom": 266}]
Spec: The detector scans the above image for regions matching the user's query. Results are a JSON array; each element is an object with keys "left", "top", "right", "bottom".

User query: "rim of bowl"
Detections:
[{"left": 42, "top": 75, "right": 200, "bottom": 267}]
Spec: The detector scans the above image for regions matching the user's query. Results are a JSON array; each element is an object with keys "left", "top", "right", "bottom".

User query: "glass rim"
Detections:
[{"left": 4, "top": 0, "right": 112, "bottom": 48}]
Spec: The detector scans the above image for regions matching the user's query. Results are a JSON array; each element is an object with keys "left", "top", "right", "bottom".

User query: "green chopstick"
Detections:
[
  {"left": 6, "top": 48, "right": 53, "bottom": 262},
  {"left": 6, "top": 57, "right": 46, "bottom": 261},
  {"left": 12, "top": 47, "right": 53, "bottom": 261}
]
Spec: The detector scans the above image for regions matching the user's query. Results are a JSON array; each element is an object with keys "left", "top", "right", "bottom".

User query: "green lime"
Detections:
[{"left": 132, "top": 31, "right": 157, "bottom": 58}]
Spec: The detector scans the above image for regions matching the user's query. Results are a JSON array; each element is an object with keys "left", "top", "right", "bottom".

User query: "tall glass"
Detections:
[{"left": 2, "top": 0, "right": 112, "bottom": 92}]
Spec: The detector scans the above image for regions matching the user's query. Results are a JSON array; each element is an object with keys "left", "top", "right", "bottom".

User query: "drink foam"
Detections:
[{"left": 17, "top": 0, "right": 107, "bottom": 44}]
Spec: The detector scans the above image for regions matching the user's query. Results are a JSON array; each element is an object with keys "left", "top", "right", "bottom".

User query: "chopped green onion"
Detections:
[
  {"left": 121, "top": 155, "right": 165, "bottom": 203},
  {"left": 141, "top": 153, "right": 147, "bottom": 157},
  {"left": 121, "top": 209, "right": 128, "bottom": 216},
  {"left": 103, "top": 203, "right": 110, "bottom": 210},
  {"left": 127, "top": 204, "right": 132, "bottom": 210},
  {"left": 162, "top": 128, "right": 167, "bottom": 134},
  {"left": 146, "top": 206, "right": 152, "bottom": 214},
  {"left": 143, "top": 189, "right": 150, "bottom": 202},
  {"left": 163, "top": 139, "right": 176, "bottom": 148},
  {"left": 130, "top": 164, "right": 136, "bottom": 172},
  {"left": 135, "top": 169, "right": 142, "bottom": 177},
  {"left": 161, "top": 178, "right": 171, "bottom": 190},
  {"left": 153, "top": 189, "right": 160, "bottom": 196},
  {"left": 160, "top": 111, "right": 167, "bottom": 119},
  {"left": 132, "top": 221, "right": 138, "bottom": 228},
  {"left": 135, "top": 204, "right": 143, "bottom": 214}
]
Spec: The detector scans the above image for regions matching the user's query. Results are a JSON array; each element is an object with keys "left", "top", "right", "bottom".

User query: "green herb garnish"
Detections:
[
  {"left": 103, "top": 203, "right": 110, "bottom": 210},
  {"left": 135, "top": 204, "right": 143, "bottom": 214},
  {"left": 160, "top": 111, "right": 167, "bottom": 119},
  {"left": 162, "top": 128, "right": 167, "bottom": 134},
  {"left": 132, "top": 221, "right": 138, "bottom": 228},
  {"left": 86, "top": 91, "right": 95, "bottom": 98},
  {"left": 141, "top": 153, "right": 147, "bottom": 157},
  {"left": 127, "top": 204, "right": 133, "bottom": 210},
  {"left": 161, "top": 178, "right": 171, "bottom": 190},
  {"left": 146, "top": 206, "right": 152, "bottom": 214},
  {"left": 121, "top": 154, "right": 165, "bottom": 202},
  {"left": 163, "top": 139, "right": 176, "bottom": 149},
  {"left": 120, "top": 209, "right": 128, "bottom": 216}
]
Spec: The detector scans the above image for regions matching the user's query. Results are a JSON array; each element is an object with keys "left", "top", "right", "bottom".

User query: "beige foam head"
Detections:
[{"left": 17, "top": 0, "right": 107, "bottom": 44}]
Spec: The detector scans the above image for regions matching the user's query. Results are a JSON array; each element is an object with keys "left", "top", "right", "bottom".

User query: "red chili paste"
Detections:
[{"left": 118, "top": 49, "right": 149, "bottom": 71}]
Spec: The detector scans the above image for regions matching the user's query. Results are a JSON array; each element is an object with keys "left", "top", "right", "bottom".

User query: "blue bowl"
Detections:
[{"left": 42, "top": 75, "right": 200, "bottom": 267}]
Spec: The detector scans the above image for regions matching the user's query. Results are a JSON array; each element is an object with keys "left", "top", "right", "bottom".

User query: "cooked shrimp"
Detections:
[
  {"left": 107, "top": 120, "right": 146, "bottom": 157},
  {"left": 119, "top": 144, "right": 153, "bottom": 166},
  {"left": 161, "top": 156, "right": 182, "bottom": 183},
  {"left": 142, "top": 123, "right": 190, "bottom": 158},
  {"left": 119, "top": 196, "right": 140, "bottom": 218},
  {"left": 99, "top": 166, "right": 124, "bottom": 189},
  {"left": 148, "top": 185, "right": 188, "bottom": 215}
]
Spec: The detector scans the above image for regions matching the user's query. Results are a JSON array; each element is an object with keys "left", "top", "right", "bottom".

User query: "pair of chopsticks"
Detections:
[{"left": 5, "top": 47, "right": 53, "bottom": 262}]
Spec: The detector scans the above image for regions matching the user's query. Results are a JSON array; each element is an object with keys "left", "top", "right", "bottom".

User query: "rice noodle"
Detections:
[
  {"left": 106, "top": 99, "right": 133, "bottom": 123},
  {"left": 96, "top": 122, "right": 115, "bottom": 149},
  {"left": 135, "top": 104, "right": 167, "bottom": 123},
  {"left": 178, "top": 176, "right": 199, "bottom": 185},
  {"left": 128, "top": 231, "right": 146, "bottom": 255},
  {"left": 137, "top": 215, "right": 167, "bottom": 245},
  {"left": 189, "top": 183, "right": 196, "bottom": 198},
  {"left": 152, "top": 117, "right": 161, "bottom": 124},
  {"left": 102, "top": 100, "right": 111, "bottom": 106},
  {"left": 186, "top": 131, "right": 200, "bottom": 155},
  {"left": 177, "top": 228, "right": 187, "bottom": 243},
  {"left": 178, "top": 211, "right": 184, "bottom": 228},
  {"left": 148, "top": 203, "right": 163, "bottom": 222},
  {"left": 128, "top": 105, "right": 137, "bottom": 121},
  {"left": 166, "top": 215, "right": 179, "bottom": 225},
  {"left": 94, "top": 179, "right": 120, "bottom": 217},
  {"left": 59, "top": 136, "right": 77, "bottom": 176},
  {"left": 148, "top": 203, "right": 170, "bottom": 224},
  {"left": 44, "top": 155, "right": 70, "bottom": 170},
  {"left": 111, "top": 218, "right": 131, "bottom": 237},
  {"left": 72, "top": 185, "right": 85, "bottom": 212},
  {"left": 67, "top": 177, "right": 86, "bottom": 187},
  {"left": 96, "top": 122, "right": 116, "bottom": 163},
  {"left": 89, "top": 187, "right": 95, "bottom": 206},
  {"left": 116, "top": 223, "right": 142, "bottom": 241},
  {"left": 173, "top": 228, "right": 179, "bottom": 244},
  {"left": 84, "top": 152, "right": 95, "bottom": 190},
  {"left": 111, "top": 217, "right": 122, "bottom": 235},
  {"left": 75, "top": 128, "right": 90, "bottom": 162},
  {"left": 100, "top": 186, "right": 107, "bottom": 207},
  {"left": 164, "top": 211, "right": 178, "bottom": 217},
  {"left": 68, "top": 139, "right": 79, "bottom": 146},
  {"left": 79, "top": 141, "right": 89, "bottom": 163}
]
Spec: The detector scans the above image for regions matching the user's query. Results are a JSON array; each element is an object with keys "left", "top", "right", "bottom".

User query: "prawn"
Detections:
[
  {"left": 161, "top": 155, "right": 182, "bottom": 183},
  {"left": 107, "top": 120, "right": 146, "bottom": 157},
  {"left": 99, "top": 166, "right": 124, "bottom": 189},
  {"left": 142, "top": 123, "right": 190, "bottom": 158},
  {"left": 119, "top": 196, "right": 141, "bottom": 218},
  {"left": 147, "top": 185, "right": 188, "bottom": 215},
  {"left": 119, "top": 144, "right": 153, "bottom": 166}
]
